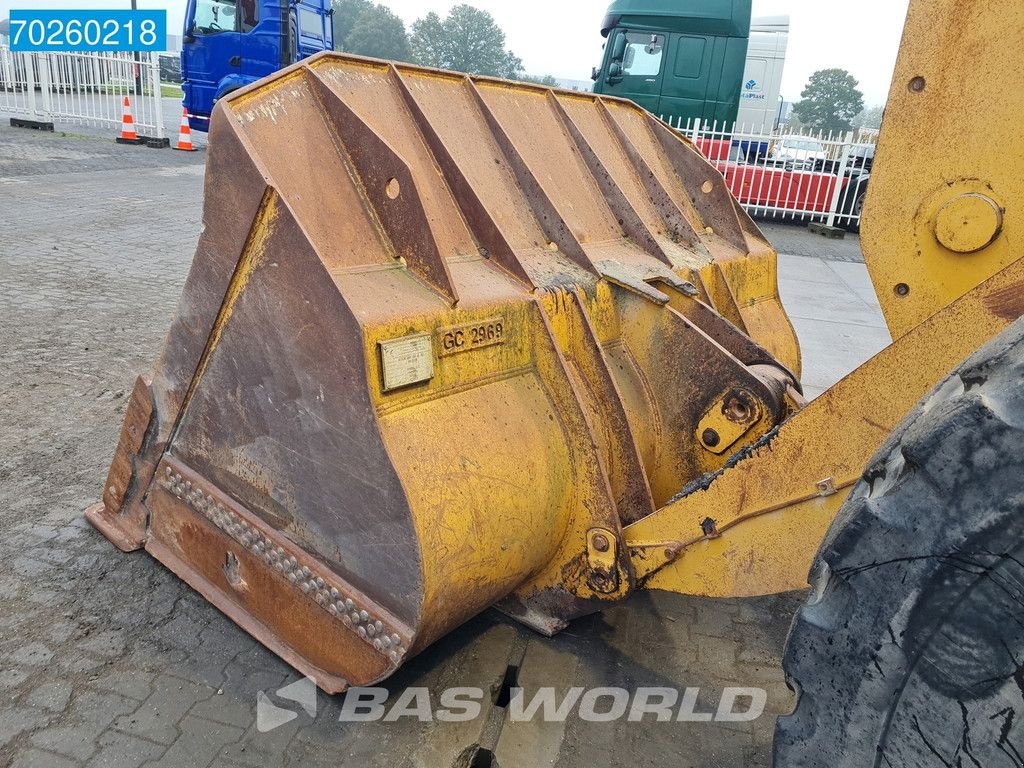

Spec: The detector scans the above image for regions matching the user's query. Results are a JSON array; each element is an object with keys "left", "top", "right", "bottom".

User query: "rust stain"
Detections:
[{"left": 983, "top": 281, "right": 1024, "bottom": 321}]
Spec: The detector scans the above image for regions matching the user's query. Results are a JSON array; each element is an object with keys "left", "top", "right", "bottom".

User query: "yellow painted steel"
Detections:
[
  {"left": 86, "top": 0, "right": 1024, "bottom": 691},
  {"left": 88, "top": 50, "right": 810, "bottom": 688},
  {"left": 627, "top": 255, "right": 1024, "bottom": 596},
  {"left": 861, "top": 0, "right": 1023, "bottom": 341},
  {"left": 631, "top": 0, "right": 1024, "bottom": 598},
  {"left": 83, "top": 0, "right": 1024, "bottom": 692},
  {"left": 701, "top": 247, "right": 799, "bottom": 377}
]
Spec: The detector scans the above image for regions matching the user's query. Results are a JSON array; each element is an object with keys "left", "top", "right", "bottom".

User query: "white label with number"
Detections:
[{"left": 379, "top": 334, "right": 433, "bottom": 392}]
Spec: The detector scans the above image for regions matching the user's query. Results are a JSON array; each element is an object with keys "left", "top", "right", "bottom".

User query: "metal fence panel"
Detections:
[
  {"left": 665, "top": 117, "right": 877, "bottom": 230},
  {"left": 0, "top": 47, "right": 41, "bottom": 118},
  {"left": 0, "top": 45, "right": 164, "bottom": 139}
]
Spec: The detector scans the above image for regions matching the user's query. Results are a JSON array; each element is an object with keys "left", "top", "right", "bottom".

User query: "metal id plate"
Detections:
[{"left": 379, "top": 333, "right": 433, "bottom": 392}]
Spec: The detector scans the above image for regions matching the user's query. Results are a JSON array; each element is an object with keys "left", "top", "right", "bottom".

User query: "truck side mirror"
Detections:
[
  {"left": 611, "top": 34, "right": 627, "bottom": 63},
  {"left": 591, "top": 66, "right": 599, "bottom": 81},
  {"left": 608, "top": 62, "right": 623, "bottom": 82}
]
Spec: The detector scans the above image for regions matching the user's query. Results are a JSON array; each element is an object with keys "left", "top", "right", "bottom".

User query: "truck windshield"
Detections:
[{"left": 192, "top": 0, "right": 258, "bottom": 34}]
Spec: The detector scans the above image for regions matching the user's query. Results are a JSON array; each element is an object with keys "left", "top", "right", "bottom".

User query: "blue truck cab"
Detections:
[{"left": 181, "top": 0, "right": 333, "bottom": 131}]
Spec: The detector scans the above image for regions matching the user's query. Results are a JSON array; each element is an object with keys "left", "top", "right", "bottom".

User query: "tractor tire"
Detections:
[{"left": 774, "top": 317, "right": 1024, "bottom": 768}]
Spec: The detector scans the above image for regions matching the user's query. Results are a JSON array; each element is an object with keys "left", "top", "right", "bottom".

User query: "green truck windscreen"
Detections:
[{"left": 593, "top": 0, "right": 752, "bottom": 127}]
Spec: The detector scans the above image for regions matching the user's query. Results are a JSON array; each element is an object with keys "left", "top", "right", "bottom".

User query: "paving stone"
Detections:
[
  {"left": 152, "top": 615, "right": 205, "bottom": 654},
  {"left": 24, "top": 689, "right": 137, "bottom": 761},
  {"left": 163, "top": 645, "right": 236, "bottom": 689},
  {"left": 70, "top": 690, "right": 140, "bottom": 728},
  {"left": 30, "top": 724, "right": 102, "bottom": 760},
  {"left": 144, "top": 715, "right": 243, "bottom": 768},
  {"left": 58, "top": 654, "right": 108, "bottom": 674},
  {"left": 78, "top": 629, "right": 128, "bottom": 659},
  {"left": 0, "top": 705, "right": 51, "bottom": 748},
  {"left": 0, "top": 667, "right": 32, "bottom": 691},
  {"left": 7, "top": 642, "right": 54, "bottom": 666},
  {"left": 112, "top": 675, "right": 216, "bottom": 745},
  {"left": 24, "top": 680, "right": 73, "bottom": 713},
  {"left": 692, "top": 603, "right": 741, "bottom": 639},
  {"left": 22, "top": 525, "right": 60, "bottom": 543},
  {"left": 217, "top": 718, "right": 304, "bottom": 767},
  {"left": 215, "top": 664, "right": 289, "bottom": 704},
  {"left": 24, "top": 589, "right": 62, "bottom": 606},
  {"left": 10, "top": 748, "right": 79, "bottom": 768},
  {"left": 89, "top": 670, "right": 156, "bottom": 702},
  {"left": 87, "top": 731, "right": 167, "bottom": 768},
  {"left": 695, "top": 637, "right": 741, "bottom": 671},
  {"left": 188, "top": 692, "right": 258, "bottom": 730},
  {"left": 738, "top": 645, "right": 780, "bottom": 666},
  {"left": 12, "top": 558, "right": 50, "bottom": 579},
  {"left": 735, "top": 661, "right": 790, "bottom": 684},
  {"left": 46, "top": 620, "right": 80, "bottom": 644},
  {"left": 0, "top": 578, "right": 21, "bottom": 600},
  {"left": 34, "top": 546, "right": 73, "bottom": 565}
]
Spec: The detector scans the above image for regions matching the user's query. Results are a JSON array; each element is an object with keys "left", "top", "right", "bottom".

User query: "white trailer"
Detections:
[{"left": 737, "top": 15, "right": 789, "bottom": 132}]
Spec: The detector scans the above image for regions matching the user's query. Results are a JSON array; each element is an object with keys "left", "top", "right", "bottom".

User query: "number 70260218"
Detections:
[{"left": 8, "top": 9, "right": 167, "bottom": 52}]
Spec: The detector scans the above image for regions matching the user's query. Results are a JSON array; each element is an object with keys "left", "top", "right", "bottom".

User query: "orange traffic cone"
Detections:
[
  {"left": 115, "top": 96, "right": 143, "bottom": 145},
  {"left": 173, "top": 107, "right": 196, "bottom": 151}
]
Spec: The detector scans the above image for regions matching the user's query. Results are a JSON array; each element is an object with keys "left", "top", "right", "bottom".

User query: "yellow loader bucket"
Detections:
[{"left": 86, "top": 53, "right": 801, "bottom": 692}]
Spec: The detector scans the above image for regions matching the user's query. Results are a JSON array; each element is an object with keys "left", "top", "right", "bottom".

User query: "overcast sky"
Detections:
[{"left": 3, "top": 0, "right": 909, "bottom": 104}]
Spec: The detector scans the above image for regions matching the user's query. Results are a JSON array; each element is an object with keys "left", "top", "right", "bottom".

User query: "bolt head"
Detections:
[{"left": 934, "top": 193, "right": 1002, "bottom": 254}]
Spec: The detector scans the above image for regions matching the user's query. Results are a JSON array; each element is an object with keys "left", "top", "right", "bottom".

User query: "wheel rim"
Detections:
[{"left": 854, "top": 192, "right": 866, "bottom": 218}]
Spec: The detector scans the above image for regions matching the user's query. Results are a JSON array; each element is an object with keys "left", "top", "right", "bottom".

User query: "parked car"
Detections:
[
  {"left": 833, "top": 146, "right": 874, "bottom": 232},
  {"left": 837, "top": 172, "right": 870, "bottom": 233},
  {"left": 848, "top": 144, "right": 875, "bottom": 172},
  {"left": 159, "top": 54, "right": 182, "bottom": 85},
  {"left": 769, "top": 136, "right": 828, "bottom": 169}
]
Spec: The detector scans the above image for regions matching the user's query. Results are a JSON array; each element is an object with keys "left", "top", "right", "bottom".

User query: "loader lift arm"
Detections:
[{"left": 627, "top": 0, "right": 1024, "bottom": 599}]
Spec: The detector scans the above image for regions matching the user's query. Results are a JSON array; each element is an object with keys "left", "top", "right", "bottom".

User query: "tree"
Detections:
[
  {"left": 792, "top": 69, "right": 865, "bottom": 134},
  {"left": 518, "top": 74, "right": 559, "bottom": 87},
  {"left": 852, "top": 104, "right": 885, "bottom": 131},
  {"left": 332, "top": 0, "right": 372, "bottom": 51},
  {"left": 345, "top": 6, "right": 411, "bottom": 61},
  {"left": 409, "top": 12, "right": 447, "bottom": 68},
  {"left": 501, "top": 50, "right": 524, "bottom": 80},
  {"left": 411, "top": 5, "right": 523, "bottom": 79}
]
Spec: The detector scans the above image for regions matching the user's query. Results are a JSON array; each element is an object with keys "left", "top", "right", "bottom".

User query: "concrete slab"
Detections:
[
  {"left": 775, "top": 253, "right": 842, "bottom": 285},
  {"left": 827, "top": 259, "right": 889, "bottom": 308},
  {"left": 758, "top": 220, "right": 862, "bottom": 262},
  {"left": 777, "top": 253, "right": 891, "bottom": 398}
]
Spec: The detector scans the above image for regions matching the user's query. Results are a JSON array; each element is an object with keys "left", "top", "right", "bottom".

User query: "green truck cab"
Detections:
[{"left": 593, "top": 0, "right": 752, "bottom": 126}]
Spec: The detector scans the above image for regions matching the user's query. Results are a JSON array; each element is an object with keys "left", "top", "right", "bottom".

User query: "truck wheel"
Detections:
[
  {"left": 845, "top": 190, "right": 866, "bottom": 234},
  {"left": 774, "top": 317, "right": 1024, "bottom": 768}
]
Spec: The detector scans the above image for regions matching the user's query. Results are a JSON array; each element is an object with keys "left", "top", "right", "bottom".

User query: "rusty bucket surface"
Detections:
[{"left": 86, "top": 53, "right": 801, "bottom": 692}]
